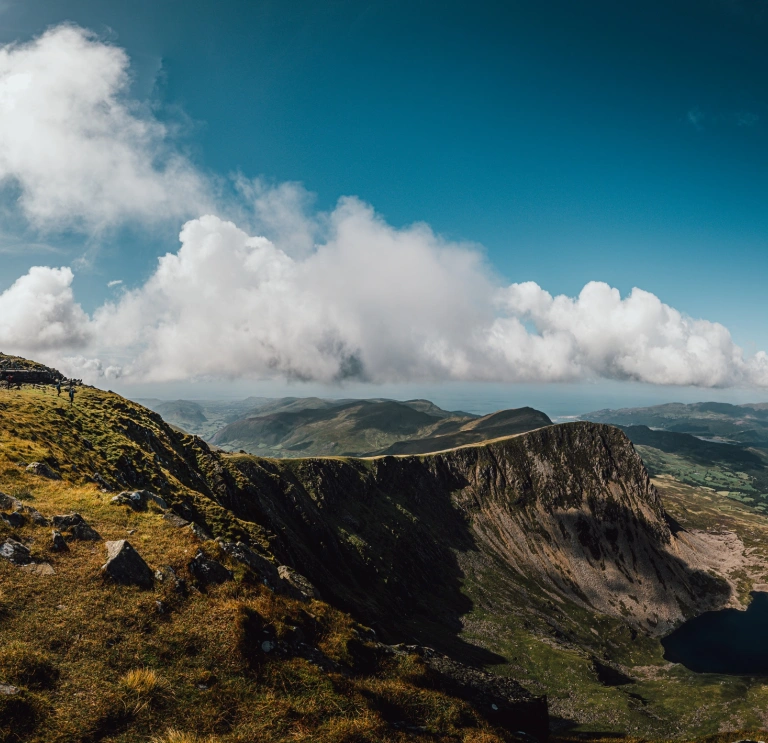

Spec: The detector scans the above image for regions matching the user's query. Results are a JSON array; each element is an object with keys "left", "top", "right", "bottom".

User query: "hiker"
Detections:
[
  {"left": 56, "top": 379, "right": 62, "bottom": 396},
  {"left": 7, "top": 374, "right": 13, "bottom": 390},
  {"left": 68, "top": 386, "right": 75, "bottom": 406}
]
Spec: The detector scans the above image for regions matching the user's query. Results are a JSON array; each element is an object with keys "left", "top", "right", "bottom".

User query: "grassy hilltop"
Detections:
[{"left": 4, "top": 367, "right": 768, "bottom": 741}]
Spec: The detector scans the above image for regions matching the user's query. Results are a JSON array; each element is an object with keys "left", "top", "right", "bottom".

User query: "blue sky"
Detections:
[{"left": 0, "top": 0, "right": 767, "bottom": 413}]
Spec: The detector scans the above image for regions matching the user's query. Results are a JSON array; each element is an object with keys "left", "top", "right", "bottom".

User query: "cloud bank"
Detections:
[
  {"left": 0, "top": 24, "right": 210, "bottom": 230},
  {"left": 0, "top": 24, "right": 766, "bottom": 389},
  {"left": 3, "top": 195, "right": 768, "bottom": 388}
]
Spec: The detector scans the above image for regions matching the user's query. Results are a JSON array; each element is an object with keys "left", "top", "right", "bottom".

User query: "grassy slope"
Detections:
[
  {"left": 207, "top": 402, "right": 551, "bottom": 459},
  {"left": 582, "top": 403, "right": 768, "bottom": 447},
  {"left": 372, "top": 408, "right": 553, "bottom": 455},
  {"left": 208, "top": 399, "right": 478, "bottom": 457},
  {"left": 0, "top": 385, "right": 525, "bottom": 743},
  {"left": 614, "top": 426, "right": 768, "bottom": 506},
  {"left": 199, "top": 424, "right": 768, "bottom": 738},
  {"left": 5, "top": 382, "right": 768, "bottom": 741}
]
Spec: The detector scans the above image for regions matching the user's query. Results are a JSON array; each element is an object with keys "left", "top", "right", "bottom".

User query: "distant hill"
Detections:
[
  {"left": 583, "top": 401, "right": 768, "bottom": 447},
  {"left": 136, "top": 396, "right": 277, "bottom": 440},
  {"left": 582, "top": 404, "right": 768, "bottom": 508},
  {"left": 209, "top": 398, "right": 490, "bottom": 457},
  {"left": 141, "top": 395, "right": 552, "bottom": 458},
  {"left": 373, "top": 407, "right": 553, "bottom": 455}
]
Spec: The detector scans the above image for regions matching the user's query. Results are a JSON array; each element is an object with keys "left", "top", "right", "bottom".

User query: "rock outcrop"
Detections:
[
  {"left": 52, "top": 513, "right": 101, "bottom": 541},
  {"left": 0, "top": 539, "right": 32, "bottom": 565},
  {"left": 101, "top": 540, "right": 154, "bottom": 588},
  {"left": 25, "top": 462, "right": 61, "bottom": 480},
  {"left": 203, "top": 422, "right": 731, "bottom": 638},
  {"left": 277, "top": 565, "right": 321, "bottom": 601},
  {"left": 188, "top": 550, "right": 232, "bottom": 586}
]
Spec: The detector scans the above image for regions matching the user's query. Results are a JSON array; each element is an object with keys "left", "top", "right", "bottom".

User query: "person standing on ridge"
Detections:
[
  {"left": 56, "top": 379, "right": 62, "bottom": 396},
  {"left": 68, "top": 386, "right": 75, "bottom": 406}
]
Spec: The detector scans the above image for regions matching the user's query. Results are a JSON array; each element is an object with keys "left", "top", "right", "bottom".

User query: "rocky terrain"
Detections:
[{"left": 3, "top": 354, "right": 768, "bottom": 740}]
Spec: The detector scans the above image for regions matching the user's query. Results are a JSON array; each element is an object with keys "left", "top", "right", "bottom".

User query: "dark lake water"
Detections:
[{"left": 662, "top": 592, "right": 768, "bottom": 674}]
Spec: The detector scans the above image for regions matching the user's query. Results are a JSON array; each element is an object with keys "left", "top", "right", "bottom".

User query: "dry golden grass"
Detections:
[
  {"left": 151, "top": 729, "right": 222, "bottom": 743},
  {"left": 0, "top": 385, "right": 524, "bottom": 743}
]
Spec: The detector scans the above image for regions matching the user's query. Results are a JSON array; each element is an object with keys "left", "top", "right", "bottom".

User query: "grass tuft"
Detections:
[{"left": 151, "top": 729, "right": 221, "bottom": 743}]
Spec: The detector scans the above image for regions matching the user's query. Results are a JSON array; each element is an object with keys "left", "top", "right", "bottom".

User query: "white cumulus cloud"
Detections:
[
  {"left": 1, "top": 193, "right": 767, "bottom": 389},
  {"left": 0, "top": 265, "right": 92, "bottom": 352},
  {"left": 0, "top": 26, "right": 764, "bottom": 390},
  {"left": 0, "top": 24, "right": 210, "bottom": 231}
]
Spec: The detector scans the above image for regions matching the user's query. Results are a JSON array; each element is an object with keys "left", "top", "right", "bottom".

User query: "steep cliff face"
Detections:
[{"left": 202, "top": 422, "right": 729, "bottom": 642}]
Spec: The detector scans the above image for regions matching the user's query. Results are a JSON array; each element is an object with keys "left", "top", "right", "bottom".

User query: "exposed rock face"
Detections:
[
  {"left": 221, "top": 541, "right": 279, "bottom": 587},
  {"left": 188, "top": 550, "right": 232, "bottom": 586},
  {"left": 25, "top": 462, "right": 61, "bottom": 480},
  {"left": 52, "top": 513, "right": 101, "bottom": 541},
  {"left": 101, "top": 540, "right": 154, "bottom": 588},
  {"left": 0, "top": 539, "right": 32, "bottom": 565},
  {"left": 204, "top": 422, "right": 731, "bottom": 638},
  {"left": 111, "top": 490, "right": 169, "bottom": 510},
  {"left": 277, "top": 565, "right": 321, "bottom": 601}
]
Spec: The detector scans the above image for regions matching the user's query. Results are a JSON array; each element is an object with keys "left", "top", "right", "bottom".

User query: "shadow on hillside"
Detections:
[
  {"left": 219, "top": 453, "right": 507, "bottom": 666},
  {"left": 214, "top": 434, "right": 733, "bottom": 670}
]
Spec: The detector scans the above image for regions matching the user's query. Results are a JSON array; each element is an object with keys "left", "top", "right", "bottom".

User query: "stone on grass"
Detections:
[
  {"left": 221, "top": 541, "right": 279, "bottom": 587},
  {"left": 145, "top": 492, "right": 168, "bottom": 510},
  {"left": 52, "top": 513, "right": 85, "bottom": 529},
  {"left": 112, "top": 490, "right": 169, "bottom": 511},
  {"left": 21, "top": 562, "right": 55, "bottom": 576},
  {"left": 0, "top": 492, "right": 21, "bottom": 511},
  {"left": 277, "top": 565, "right": 321, "bottom": 601},
  {"left": 21, "top": 506, "right": 49, "bottom": 526},
  {"left": 52, "top": 513, "right": 101, "bottom": 541},
  {"left": 188, "top": 550, "right": 232, "bottom": 586},
  {"left": 101, "top": 540, "right": 154, "bottom": 588},
  {"left": 0, "top": 684, "right": 19, "bottom": 696},
  {"left": 0, "top": 539, "right": 32, "bottom": 566},
  {"left": 163, "top": 513, "right": 189, "bottom": 528},
  {"left": 51, "top": 530, "right": 68, "bottom": 552},
  {"left": 188, "top": 522, "right": 213, "bottom": 541},
  {"left": 25, "top": 462, "right": 61, "bottom": 480},
  {"left": 1, "top": 512, "right": 24, "bottom": 528},
  {"left": 110, "top": 493, "right": 143, "bottom": 510}
]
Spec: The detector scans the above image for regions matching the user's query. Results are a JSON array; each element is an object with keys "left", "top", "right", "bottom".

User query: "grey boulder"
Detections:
[
  {"left": 0, "top": 492, "right": 21, "bottom": 511},
  {"left": 111, "top": 490, "right": 169, "bottom": 511},
  {"left": 26, "top": 462, "right": 61, "bottom": 480},
  {"left": 162, "top": 513, "right": 189, "bottom": 528},
  {"left": 1, "top": 512, "right": 25, "bottom": 528},
  {"left": 0, "top": 539, "right": 32, "bottom": 566},
  {"left": 101, "top": 540, "right": 154, "bottom": 588},
  {"left": 51, "top": 530, "right": 68, "bottom": 552},
  {"left": 52, "top": 513, "right": 101, "bottom": 541},
  {"left": 221, "top": 541, "right": 279, "bottom": 587},
  {"left": 20, "top": 506, "right": 49, "bottom": 526},
  {"left": 277, "top": 565, "right": 321, "bottom": 601},
  {"left": 188, "top": 550, "right": 232, "bottom": 586},
  {"left": 188, "top": 522, "right": 213, "bottom": 541}
]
